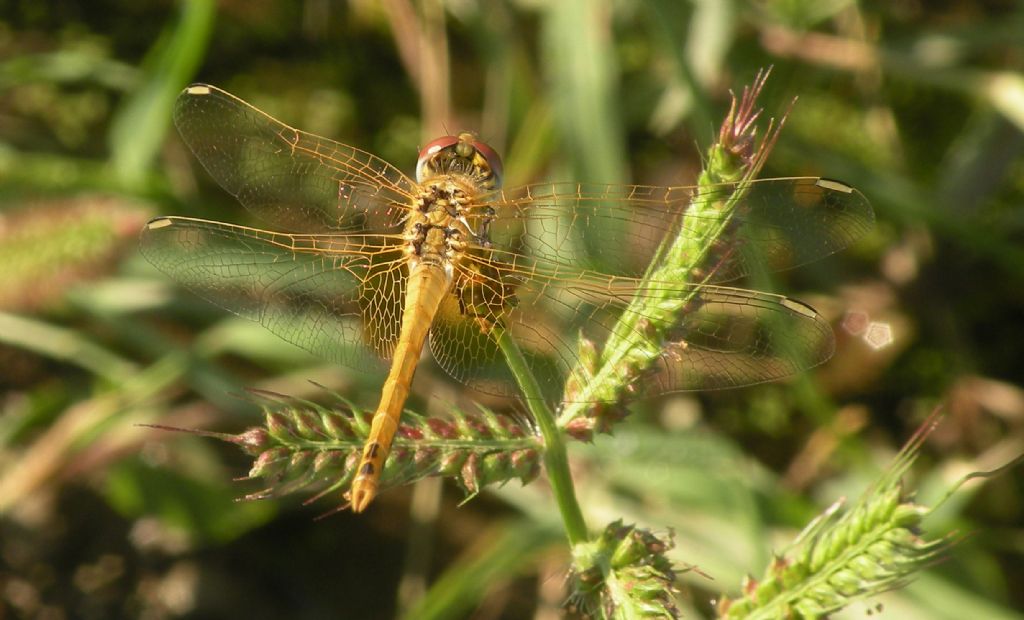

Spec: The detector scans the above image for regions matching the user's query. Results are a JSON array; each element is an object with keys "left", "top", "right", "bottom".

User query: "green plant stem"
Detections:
[{"left": 495, "top": 327, "right": 588, "bottom": 545}]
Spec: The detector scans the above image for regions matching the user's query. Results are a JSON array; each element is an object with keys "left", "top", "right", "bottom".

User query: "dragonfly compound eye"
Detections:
[
  {"left": 468, "top": 136, "right": 503, "bottom": 189},
  {"left": 416, "top": 133, "right": 503, "bottom": 189},
  {"left": 416, "top": 135, "right": 461, "bottom": 182}
]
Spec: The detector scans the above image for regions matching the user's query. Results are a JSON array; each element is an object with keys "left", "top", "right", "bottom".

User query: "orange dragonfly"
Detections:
[{"left": 141, "top": 84, "right": 872, "bottom": 511}]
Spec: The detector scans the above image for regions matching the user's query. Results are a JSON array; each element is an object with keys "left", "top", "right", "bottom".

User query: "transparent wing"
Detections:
[
  {"left": 173, "top": 84, "right": 416, "bottom": 233},
  {"left": 486, "top": 177, "right": 873, "bottom": 283},
  {"left": 427, "top": 177, "right": 871, "bottom": 400},
  {"left": 139, "top": 216, "right": 407, "bottom": 368}
]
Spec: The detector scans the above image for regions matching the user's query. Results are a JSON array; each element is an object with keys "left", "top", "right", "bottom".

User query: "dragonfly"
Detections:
[{"left": 141, "top": 84, "right": 873, "bottom": 512}]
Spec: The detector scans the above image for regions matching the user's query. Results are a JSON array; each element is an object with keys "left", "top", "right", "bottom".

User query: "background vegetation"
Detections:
[{"left": 1, "top": 0, "right": 1023, "bottom": 618}]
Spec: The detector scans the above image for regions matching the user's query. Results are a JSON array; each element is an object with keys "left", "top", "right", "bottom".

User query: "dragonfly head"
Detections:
[{"left": 416, "top": 132, "right": 503, "bottom": 190}]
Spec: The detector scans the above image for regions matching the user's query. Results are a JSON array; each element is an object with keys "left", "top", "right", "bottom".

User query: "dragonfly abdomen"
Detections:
[{"left": 350, "top": 262, "right": 452, "bottom": 512}]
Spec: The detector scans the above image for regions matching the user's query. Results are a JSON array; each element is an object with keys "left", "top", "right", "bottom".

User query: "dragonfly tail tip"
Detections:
[{"left": 350, "top": 484, "right": 377, "bottom": 513}]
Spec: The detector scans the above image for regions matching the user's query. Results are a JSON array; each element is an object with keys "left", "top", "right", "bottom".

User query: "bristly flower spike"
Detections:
[
  {"left": 557, "top": 67, "right": 792, "bottom": 440},
  {"left": 145, "top": 387, "right": 542, "bottom": 510},
  {"left": 715, "top": 411, "right": 956, "bottom": 620}
]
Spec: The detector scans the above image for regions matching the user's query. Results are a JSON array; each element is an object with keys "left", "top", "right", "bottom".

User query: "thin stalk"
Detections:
[{"left": 494, "top": 327, "right": 588, "bottom": 545}]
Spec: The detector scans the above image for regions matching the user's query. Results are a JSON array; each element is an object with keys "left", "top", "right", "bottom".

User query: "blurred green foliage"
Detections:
[{"left": 1, "top": 1, "right": 1022, "bottom": 618}]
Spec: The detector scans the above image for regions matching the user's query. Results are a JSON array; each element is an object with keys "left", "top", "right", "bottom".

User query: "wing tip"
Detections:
[{"left": 816, "top": 178, "right": 875, "bottom": 228}]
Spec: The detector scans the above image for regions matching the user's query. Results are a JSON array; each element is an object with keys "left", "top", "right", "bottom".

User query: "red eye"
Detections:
[
  {"left": 416, "top": 136, "right": 459, "bottom": 182},
  {"left": 417, "top": 135, "right": 460, "bottom": 166},
  {"left": 416, "top": 134, "right": 504, "bottom": 185},
  {"left": 472, "top": 139, "right": 503, "bottom": 184}
]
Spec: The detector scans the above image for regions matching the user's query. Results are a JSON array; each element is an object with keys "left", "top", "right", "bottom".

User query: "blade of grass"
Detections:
[
  {"left": 108, "top": 0, "right": 215, "bottom": 188},
  {"left": 0, "top": 312, "right": 137, "bottom": 382},
  {"left": 542, "top": 0, "right": 627, "bottom": 184}
]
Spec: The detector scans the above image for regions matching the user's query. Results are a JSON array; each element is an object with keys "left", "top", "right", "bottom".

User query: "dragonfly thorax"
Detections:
[{"left": 405, "top": 178, "right": 488, "bottom": 272}]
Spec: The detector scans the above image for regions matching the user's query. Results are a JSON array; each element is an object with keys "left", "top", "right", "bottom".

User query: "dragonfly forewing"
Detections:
[
  {"left": 488, "top": 177, "right": 873, "bottom": 284},
  {"left": 174, "top": 84, "right": 415, "bottom": 234}
]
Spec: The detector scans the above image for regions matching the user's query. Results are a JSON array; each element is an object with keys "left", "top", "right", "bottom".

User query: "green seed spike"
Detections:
[{"left": 716, "top": 412, "right": 958, "bottom": 619}]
